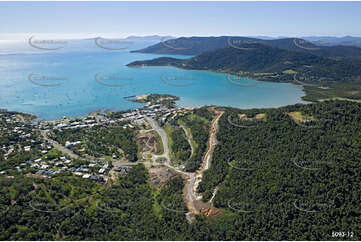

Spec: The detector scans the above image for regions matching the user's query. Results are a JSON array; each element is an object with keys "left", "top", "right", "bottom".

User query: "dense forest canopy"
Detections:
[
  {"left": 198, "top": 100, "right": 361, "bottom": 239},
  {"left": 133, "top": 36, "right": 361, "bottom": 59},
  {"left": 128, "top": 43, "right": 361, "bottom": 85},
  {"left": 1, "top": 101, "right": 360, "bottom": 240},
  {"left": 171, "top": 108, "right": 214, "bottom": 172},
  {"left": 129, "top": 38, "right": 361, "bottom": 102}
]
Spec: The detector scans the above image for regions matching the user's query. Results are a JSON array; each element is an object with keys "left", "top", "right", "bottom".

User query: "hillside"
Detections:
[
  {"left": 303, "top": 36, "right": 361, "bottom": 48},
  {"left": 1, "top": 101, "right": 360, "bottom": 240},
  {"left": 196, "top": 100, "right": 361, "bottom": 240},
  {"left": 128, "top": 43, "right": 361, "bottom": 85},
  {"left": 132, "top": 36, "right": 361, "bottom": 59},
  {"left": 129, "top": 42, "right": 361, "bottom": 102}
]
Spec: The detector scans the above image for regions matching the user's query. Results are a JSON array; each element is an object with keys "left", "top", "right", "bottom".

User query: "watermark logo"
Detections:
[
  {"left": 293, "top": 118, "right": 334, "bottom": 129},
  {"left": 229, "top": 160, "right": 258, "bottom": 171},
  {"left": 96, "top": 200, "right": 133, "bottom": 213},
  {"left": 28, "top": 36, "right": 68, "bottom": 50},
  {"left": 227, "top": 199, "right": 256, "bottom": 213},
  {"left": 28, "top": 73, "right": 67, "bottom": 87},
  {"left": 292, "top": 73, "right": 318, "bottom": 87},
  {"left": 293, "top": 197, "right": 339, "bottom": 213},
  {"left": 160, "top": 37, "right": 200, "bottom": 50},
  {"left": 95, "top": 37, "right": 134, "bottom": 50},
  {"left": 227, "top": 115, "right": 260, "bottom": 128},
  {"left": 95, "top": 73, "right": 133, "bottom": 87},
  {"left": 292, "top": 158, "right": 334, "bottom": 171},
  {"left": 161, "top": 73, "right": 198, "bottom": 87},
  {"left": 227, "top": 37, "right": 257, "bottom": 50},
  {"left": 293, "top": 38, "right": 320, "bottom": 51},
  {"left": 161, "top": 200, "right": 188, "bottom": 213},
  {"left": 226, "top": 74, "right": 257, "bottom": 87},
  {"left": 29, "top": 199, "right": 63, "bottom": 213}
]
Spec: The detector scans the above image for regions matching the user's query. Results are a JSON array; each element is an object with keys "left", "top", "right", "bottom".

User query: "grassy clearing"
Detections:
[
  {"left": 188, "top": 113, "right": 210, "bottom": 125},
  {"left": 302, "top": 82, "right": 361, "bottom": 102},
  {"left": 178, "top": 120, "right": 198, "bottom": 156},
  {"left": 288, "top": 111, "right": 315, "bottom": 122},
  {"left": 239, "top": 113, "right": 267, "bottom": 120},
  {"left": 256, "top": 113, "right": 267, "bottom": 119},
  {"left": 282, "top": 69, "right": 297, "bottom": 74},
  {"left": 318, "top": 97, "right": 361, "bottom": 103},
  {"left": 163, "top": 124, "right": 175, "bottom": 160},
  {"left": 136, "top": 142, "right": 143, "bottom": 161},
  {"left": 151, "top": 188, "right": 162, "bottom": 218}
]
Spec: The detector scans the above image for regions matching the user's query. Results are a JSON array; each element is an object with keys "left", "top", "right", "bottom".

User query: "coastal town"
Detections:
[
  {"left": 0, "top": 94, "right": 194, "bottom": 182},
  {"left": 2, "top": 1, "right": 361, "bottom": 238}
]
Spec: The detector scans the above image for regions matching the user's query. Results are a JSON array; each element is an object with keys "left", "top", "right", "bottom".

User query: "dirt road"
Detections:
[{"left": 145, "top": 111, "right": 223, "bottom": 219}]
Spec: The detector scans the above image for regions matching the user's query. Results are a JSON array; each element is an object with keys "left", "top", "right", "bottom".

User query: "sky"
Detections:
[{"left": 0, "top": 1, "right": 361, "bottom": 38}]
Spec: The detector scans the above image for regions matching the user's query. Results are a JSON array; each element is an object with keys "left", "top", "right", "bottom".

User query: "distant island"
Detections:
[
  {"left": 128, "top": 36, "right": 361, "bottom": 102},
  {"left": 132, "top": 36, "right": 361, "bottom": 58},
  {"left": 127, "top": 93, "right": 180, "bottom": 107}
]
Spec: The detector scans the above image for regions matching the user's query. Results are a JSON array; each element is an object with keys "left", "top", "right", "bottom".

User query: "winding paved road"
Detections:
[
  {"left": 145, "top": 111, "right": 223, "bottom": 216},
  {"left": 41, "top": 130, "right": 81, "bottom": 160},
  {"left": 144, "top": 116, "right": 170, "bottom": 163}
]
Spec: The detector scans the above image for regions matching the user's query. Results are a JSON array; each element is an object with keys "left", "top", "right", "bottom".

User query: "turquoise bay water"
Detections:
[{"left": 0, "top": 49, "right": 306, "bottom": 120}]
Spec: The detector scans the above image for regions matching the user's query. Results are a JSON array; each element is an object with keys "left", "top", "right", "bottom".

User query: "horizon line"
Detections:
[{"left": 1, "top": 33, "right": 361, "bottom": 40}]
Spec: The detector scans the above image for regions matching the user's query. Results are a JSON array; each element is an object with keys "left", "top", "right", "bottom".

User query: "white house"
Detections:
[{"left": 98, "top": 168, "right": 105, "bottom": 174}]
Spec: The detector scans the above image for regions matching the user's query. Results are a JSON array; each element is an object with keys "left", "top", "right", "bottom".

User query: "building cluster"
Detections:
[
  {"left": 0, "top": 113, "right": 109, "bottom": 180},
  {"left": 0, "top": 112, "right": 42, "bottom": 161},
  {"left": 36, "top": 103, "right": 193, "bottom": 133},
  {"left": 0, "top": 103, "right": 194, "bottom": 181},
  {"left": 19, "top": 155, "right": 112, "bottom": 181},
  {"left": 122, "top": 104, "right": 193, "bottom": 125}
]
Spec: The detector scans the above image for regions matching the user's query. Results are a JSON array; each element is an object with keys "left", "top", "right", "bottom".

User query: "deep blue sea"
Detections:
[{"left": 0, "top": 39, "right": 306, "bottom": 120}]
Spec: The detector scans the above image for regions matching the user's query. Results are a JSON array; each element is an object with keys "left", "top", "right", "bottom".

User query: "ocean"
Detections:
[{"left": 0, "top": 39, "right": 306, "bottom": 120}]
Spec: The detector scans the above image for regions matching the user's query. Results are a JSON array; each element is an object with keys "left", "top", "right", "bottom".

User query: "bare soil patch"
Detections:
[
  {"left": 148, "top": 165, "right": 176, "bottom": 189},
  {"left": 136, "top": 131, "right": 161, "bottom": 154}
]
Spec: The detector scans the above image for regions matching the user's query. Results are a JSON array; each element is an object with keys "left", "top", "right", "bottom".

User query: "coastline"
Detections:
[
  {"left": 1, "top": 52, "right": 310, "bottom": 121},
  {"left": 0, "top": 88, "right": 308, "bottom": 122},
  {"left": 126, "top": 53, "right": 360, "bottom": 103},
  {"left": 127, "top": 62, "right": 310, "bottom": 100},
  {"left": 129, "top": 62, "right": 361, "bottom": 103},
  {"left": 2, "top": 93, "right": 181, "bottom": 123}
]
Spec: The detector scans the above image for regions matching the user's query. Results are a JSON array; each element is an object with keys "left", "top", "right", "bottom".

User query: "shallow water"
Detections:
[{"left": 0, "top": 40, "right": 306, "bottom": 120}]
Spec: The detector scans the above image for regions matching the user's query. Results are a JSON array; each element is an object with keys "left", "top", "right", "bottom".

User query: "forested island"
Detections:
[
  {"left": 132, "top": 36, "right": 361, "bottom": 58},
  {"left": 127, "top": 93, "right": 180, "bottom": 107},
  {"left": 128, "top": 37, "right": 361, "bottom": 102}
]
